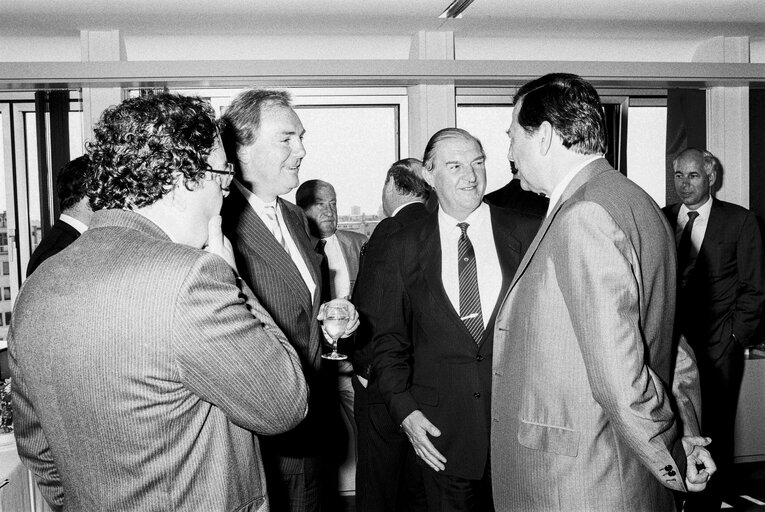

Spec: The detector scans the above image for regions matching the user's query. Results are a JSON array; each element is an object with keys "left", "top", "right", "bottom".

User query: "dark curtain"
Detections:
[
  {"left": 34, "top": 90, "right": 71, "bottom": 233},
  {"left": 665, "top": 89, "right": 706, "bottom": 206},
  {"left": 603, "top": 103, "right": 624, "bottom": 174},
  {"left": 750, "top": 89, "right": 765, "bottom": 222}
]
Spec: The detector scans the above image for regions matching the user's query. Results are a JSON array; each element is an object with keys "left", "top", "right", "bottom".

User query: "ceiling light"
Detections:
[{"left": 439, "top": 0, "right": 476, "bottom": 19}]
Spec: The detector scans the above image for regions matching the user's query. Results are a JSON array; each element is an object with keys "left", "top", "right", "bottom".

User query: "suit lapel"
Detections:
[
  {"left": 696, "top": 198, "right": 722, "bottom": 263},
  {"left": 279, "top": 198, "right": 322, "bottom": 290},
  {"left": 489, "top": 207, "right": 522, "bottom": 324},
  {"left": 507, "top": 158, "right": 611, "bottom": 292},
  {"left": 230, "top": 189, "right": 313, "bottom": 313},
  {"left": 417, "top": 214, "right": 470, "bottom": 334}
]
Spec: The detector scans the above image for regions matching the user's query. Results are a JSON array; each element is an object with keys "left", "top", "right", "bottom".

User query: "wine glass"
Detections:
[{"left": 322, "top": 304, "right": 350, "bottom": 360}]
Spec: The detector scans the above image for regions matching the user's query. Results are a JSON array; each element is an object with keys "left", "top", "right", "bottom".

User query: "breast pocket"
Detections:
[{"left": 517, "top": 420, "right": 580, "bottom": 457}]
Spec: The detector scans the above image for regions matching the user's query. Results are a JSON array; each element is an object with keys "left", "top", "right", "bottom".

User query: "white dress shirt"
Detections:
[
  {"left": 438, "top": 202, "right": 501, "bottom": 328},
  {"left": 234, "top": 180, "right": 317, "bottom": 300},
  {"left": 675, "top": 195, "right": 713, "bottom": 258},
  {"left": 321, "top": 233, "right": 351, "bottom": 300},
  {"left": 59, "top": 214, "right": 87, "bottom": 234}
]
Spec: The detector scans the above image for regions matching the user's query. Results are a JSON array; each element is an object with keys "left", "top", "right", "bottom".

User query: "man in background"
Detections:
[
  {"left": 374, "top": 129, "right": 539, "bottom": 510},
  {"left": 492, "top": 73, "right": 714, "bottom": 511},
  {"left": 351, "top": 158, "right": 430, "bottom": 512},
  {"left": 220, "top": 89, "right": 358, "bottom": 512},
  {"left": 10, "top": 93, "right": 308, "bottom": 512},
  {"left": 27, "top": 155, "right": 94, "bottom": 276},
  {"left": 296, "top": 178, "right": 366, "bottom": 499},
  {"left": 664, "top": 148, "right": 765, "bottom": 511},
  {"left": 483, "top": 173, "right": 548, "bottom": 218}
]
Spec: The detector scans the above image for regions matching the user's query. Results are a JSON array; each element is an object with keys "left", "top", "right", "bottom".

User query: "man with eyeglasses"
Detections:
[
  {"left": 221, "top": 89, "right": 359, "bottom": 512},
  {"left": 9, "top": 93, "right": 308, "bottom": 512}
]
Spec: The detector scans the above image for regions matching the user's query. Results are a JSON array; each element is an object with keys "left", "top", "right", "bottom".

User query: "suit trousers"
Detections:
[
  {"left": 353, "top": 377, "right": 426, "bottom": 512},
  {"left": 684, "top": 343, "right": 745, "bottom": 512},
  {"left": 421, "top": 459, "right": 494, "bottom": 512}
]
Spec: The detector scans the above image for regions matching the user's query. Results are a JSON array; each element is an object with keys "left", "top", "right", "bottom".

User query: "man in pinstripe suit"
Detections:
[
  {"left": 9, "top": 93, "right": 308, "bottom": 512},
  {"left": 221, "top": 89, "right": 358, "bottom": 512}
]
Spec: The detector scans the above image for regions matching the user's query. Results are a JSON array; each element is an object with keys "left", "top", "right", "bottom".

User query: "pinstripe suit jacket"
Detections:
[
  {"left": 9, "top": 209, "right": 308, "bottom": 512},
  {"left": 491, "top": 159, "right": 692, "bottom": 511},
  {"left": 221, "top": 186, "right": 325, "bottom": 474}
]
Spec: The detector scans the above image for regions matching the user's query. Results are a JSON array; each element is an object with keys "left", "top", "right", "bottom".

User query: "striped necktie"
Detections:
[
  {"left": 457, "top": 222, "right": 484, "bottom": 342},
  {"left": 263, "top": 205, "right": 288, "bottom": 253}
]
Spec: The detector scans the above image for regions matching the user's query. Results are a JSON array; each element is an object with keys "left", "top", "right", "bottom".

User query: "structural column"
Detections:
[
  {"left": 80, "top": 30, "right": 124, "bottom": 141},
  {"left": 695, "top": 36, "right": 750, "bottom": 206},
  {"left": 408, "top": 31, "right": 456, "bottom": 159}
]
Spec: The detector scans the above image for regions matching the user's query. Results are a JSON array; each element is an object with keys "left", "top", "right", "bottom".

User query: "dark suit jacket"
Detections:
[
  {"left": 26, "top": 218, "right": 81, "bottom": 277},
  {"left": 351, "top": 202, "right": 429, "bottom": 382},
  {"left": 664, "top": 198, "right": 765, "bottom": 360},
  {"left": 372, "top": 205, "right": 539, "bottom": 479},
  {"left": 9, "top": 210, "right": 307, "bottom": 512},
  {"left": 483, "top": 178, "right": 549, "bottom": 219},
  {"left": 221, "top": 185, "right": 325, "bottom": 472}
]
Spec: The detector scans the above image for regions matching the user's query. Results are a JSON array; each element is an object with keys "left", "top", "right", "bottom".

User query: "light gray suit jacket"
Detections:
[
  {"left": 491, "top": 159, "right": 697, "bottom": 512},
  {"left": 9, "top": 210, "right": 308, "bottom": 512},
  {"left": 330, "top": 229, "right": 367, "bottom": 297}
]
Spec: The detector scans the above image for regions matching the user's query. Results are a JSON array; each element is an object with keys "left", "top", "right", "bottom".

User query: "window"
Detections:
[
  {"left": 2, "top": 288, "right": 8, "bottom": 300},
  {"left": 626, "top": 102, "right": 668, "bottom": 206},
  {"left": 160, "top": 87, "right": 408, "bottom": 236},
  {"left": 2, "top": 262, "right": 7, "bottom": 275},
  {"left": 456, "top": 103, "right": 514, "bottom": 195}
]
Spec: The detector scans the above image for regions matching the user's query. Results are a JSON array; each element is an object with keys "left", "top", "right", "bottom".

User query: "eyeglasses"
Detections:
[{"left": 207, "top": 162, "right": 235, "bottom": 191}]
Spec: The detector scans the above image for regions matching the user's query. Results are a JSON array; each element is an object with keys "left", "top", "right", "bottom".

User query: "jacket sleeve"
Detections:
[
  {"left": 8, "top": 330, "right": 65, "bottom": 511},
  {"left": 554, "top": 202, "right": 687, "bottom": 492},
  {"left": 371, "top": 240, "right": 419, "bottom": 425},
  {"left": 731, "top": 211, "right": 765, "bottom": 346},
  {"left": 173, "top": 252, "right": 308, "bottom": 435},
  {"left": 672, "top": 335, "right": 702, "bottom": 437}
]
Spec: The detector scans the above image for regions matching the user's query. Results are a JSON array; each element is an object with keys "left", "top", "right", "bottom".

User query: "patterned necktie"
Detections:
[
  {"left": 263, "top": 205, "right": 288, "bottom": 253},
  {"left": 457, "top": 222, "right": 484, "bottom": 342},
  {"left": 315, "top": 239, "right": 332, "bottom": 302},
  {"left": 677, "top": 210, "right": 699, "bottom": 288}
]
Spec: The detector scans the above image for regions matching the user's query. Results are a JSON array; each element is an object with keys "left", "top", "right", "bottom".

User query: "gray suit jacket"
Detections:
[
  {"left": 335, "top": 229, "right": 367, "bottom": 296},
  {"left": 9, "top": 209, "right": 308, "bottom": 512},
  {"left": 491, "top": 159, "right": 695, "bottom": 511}
]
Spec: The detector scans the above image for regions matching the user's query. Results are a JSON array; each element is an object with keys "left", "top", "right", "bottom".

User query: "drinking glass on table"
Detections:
[{"left": 322, "top": 303, "right": 350, "bottom": 360}]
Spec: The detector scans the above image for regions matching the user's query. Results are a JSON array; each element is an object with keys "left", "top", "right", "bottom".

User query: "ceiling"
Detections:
[{"left": 2, "top": 0, "right": 765, "bottom": 39}]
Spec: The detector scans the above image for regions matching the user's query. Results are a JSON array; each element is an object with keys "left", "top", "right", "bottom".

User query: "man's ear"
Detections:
[
  {"left": 707, "top": 170, "right": 717, "bottom": 189},
  {"left": 422, "top": 165, "right": 436, "bottom": 189},
  {"left": 539, "top": 121, "right": 553, "bottom": 156},
  {"left": 236, "top": 144, "right": 250, "bottom": 165}
]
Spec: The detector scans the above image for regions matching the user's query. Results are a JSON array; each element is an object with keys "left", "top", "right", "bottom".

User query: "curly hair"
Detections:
[{"left": 86, "top": 93, "right": 218, "bottom": 210}]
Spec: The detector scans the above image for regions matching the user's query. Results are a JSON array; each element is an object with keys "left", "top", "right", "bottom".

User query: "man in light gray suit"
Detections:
[
  {"left": 491, "top": 73, "right": 715, "bottom": 511},
  {"left": 9, "top": 93, "right": 308, "bottom": 512}
]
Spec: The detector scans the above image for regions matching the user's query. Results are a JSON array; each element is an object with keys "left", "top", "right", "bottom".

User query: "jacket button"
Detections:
[
  {"left": 473, "top": 392, "right": 481, "bottom": 399},
  {"left": 476, "top": 354, "right": 484, "bottom": 362}
]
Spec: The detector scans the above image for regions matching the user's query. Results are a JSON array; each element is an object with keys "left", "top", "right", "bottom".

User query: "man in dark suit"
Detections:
[
  {"left": 351, "top": 158, "right": 430, "bottom": 512},
  {"left": 664, "top": 148, "right": 765, "bottom": 511},
  {"left": 9, "top": 93, "right": 308, "bottom": 512},
  {"left": 483, "top": 175, "right": 548, "bottom": 218},
  {"left": 220, "top": 89, "right": 358, "bottom": 512},
  {"left": 296, "top": 178, "right": 367, "bottom": 497},
  {"left": 373, "top": 129, "right": 540, "bottom": 511},
  {"left": 26, "top": 155, "right": 94, "bottom": 276}
]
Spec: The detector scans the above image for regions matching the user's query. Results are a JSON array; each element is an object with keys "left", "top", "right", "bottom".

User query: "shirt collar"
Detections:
[
  {"left": 59, "top": 214, "right": 88, "bottom": 234},
  {"left": 234, "top": 179, "right": 278, "bottom": 212},
  {"left": 546, "top": 155, "right": 602, "bottom": 218},
  {"left": 437, "top": 202, "right": 490, "bottom": 236},
  {"left": 679, "top": 195, "right": 713, "bottom": 220},
  {"left": 391, "top": 200, "right": 424, "bottom": 217}
]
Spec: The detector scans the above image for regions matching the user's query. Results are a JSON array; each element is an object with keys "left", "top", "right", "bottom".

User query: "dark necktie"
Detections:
[
  {"left": 457, "top": 222, "right": 484, "bottom": 342},
  {"left": 315, "top": 239, "right": 332, "bottom": 302},
  {"left": 677, "top": 211, "right": 699, "bottom": 288}
]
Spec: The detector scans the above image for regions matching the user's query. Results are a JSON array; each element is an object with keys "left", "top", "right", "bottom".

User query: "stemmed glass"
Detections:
[{"left": 321, "top": 304, "right": 350, "bottom": 360}]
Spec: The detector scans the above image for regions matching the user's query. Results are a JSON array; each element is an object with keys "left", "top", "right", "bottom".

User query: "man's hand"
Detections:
[
  {"left": 682, "top": 436, "right": 717, "bottom": 492},
  {"left": 204, "top": 215, "right": 237, "bottom": 271},
  {"left": 401, "top": 410, "right": 447, "bottom": 472},
  {"left": 318, "top": 298, "right": 360, "bottom": 338}
]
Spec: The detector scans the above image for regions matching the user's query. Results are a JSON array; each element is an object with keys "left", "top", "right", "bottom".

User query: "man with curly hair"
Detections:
[{"left": 9, "top": 93, "right": 309, "bottom": 512}]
